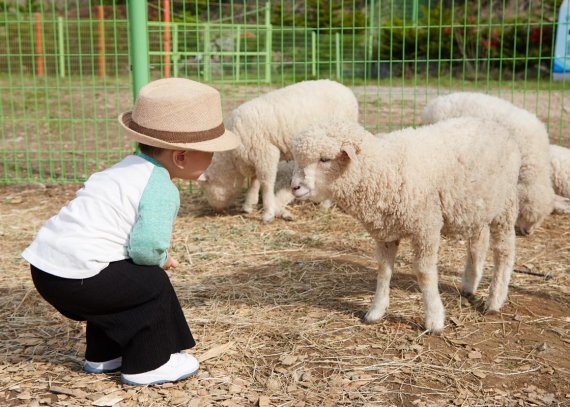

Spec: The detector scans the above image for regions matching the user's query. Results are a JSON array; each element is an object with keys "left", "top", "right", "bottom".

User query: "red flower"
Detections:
[{"left": 529, "top": 27, "right": 541, "bottom": 44}]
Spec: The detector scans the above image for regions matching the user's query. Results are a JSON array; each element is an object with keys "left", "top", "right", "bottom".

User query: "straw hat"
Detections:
[{"left": 118, "top": 78, "right": 240, "bottom": 151}]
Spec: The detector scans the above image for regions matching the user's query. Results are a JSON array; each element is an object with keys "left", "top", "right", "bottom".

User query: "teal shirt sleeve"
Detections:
[{"left": 128, "top": 165, "right": 180, "bottom": 267}]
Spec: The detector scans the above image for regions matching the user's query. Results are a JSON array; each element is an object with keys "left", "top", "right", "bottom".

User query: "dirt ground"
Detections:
[{"left": 0, "top": 183, "right": 569, "bottom": 407}]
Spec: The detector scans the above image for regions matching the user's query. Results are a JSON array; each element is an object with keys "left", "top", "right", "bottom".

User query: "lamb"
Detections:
[
  {"left": 421, "top": 92, "right": 554, "bottom": 235},
  {"left": 290, "top": 117, "right": 521, "bottom": 333},
  {"left": 550, "top": 144, "right": 570, "bottom": 214},
  {"left": 199, "top": 79, "right": 359, "bottom": 222}
]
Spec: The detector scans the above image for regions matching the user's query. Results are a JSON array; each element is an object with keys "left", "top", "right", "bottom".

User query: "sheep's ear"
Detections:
[{"left": 340, "top": 143, "right": 359, "bottom": 166}]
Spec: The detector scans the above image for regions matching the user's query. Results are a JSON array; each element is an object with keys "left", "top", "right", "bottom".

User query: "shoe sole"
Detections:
[
  {"left": 120, "top": 368, "right": 199, "bottom": 386},
  {"left": 83, "top": 365, "right": 122, "bottom": 374}
]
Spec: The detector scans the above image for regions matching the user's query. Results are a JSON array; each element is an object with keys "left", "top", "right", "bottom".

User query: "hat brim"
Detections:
[{"left": 118, "top": 111, "right": 241, "bottom": 152}]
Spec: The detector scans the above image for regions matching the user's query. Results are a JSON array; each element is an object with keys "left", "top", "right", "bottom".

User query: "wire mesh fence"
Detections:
[{"left": 1, "top": 0, "right": 569, "bottom": 183}]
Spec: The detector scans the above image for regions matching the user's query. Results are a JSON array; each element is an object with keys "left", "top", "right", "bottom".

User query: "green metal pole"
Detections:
[
  {"left": 236, "top": 25, "right": 241, "bottom": 82},
  {"left": 412, "top": 0, "right": 418, "bottom": 25},
  {"left": 173, "top": 22, "right": 179, "bottom": 77},
  {"left": 335, "top": 32, "right": 341, "bottom": 79},
  {"left": 204, "top": 23, "right": 211, "bottom": 81},
  {"left": 367, "top": 0, "right": 375, "bottom": 61},
  {"left": 265, "top": 2, "right": 272, "bottom": 83},
  {"left": 311, "top": 31, "right": 316, "bottom": 77},
  {"left": 58, "top": 16, "right": 65, "bottom": 78},
  {"left": 127, "top": 0, "right": 150, "bottom": 100}
]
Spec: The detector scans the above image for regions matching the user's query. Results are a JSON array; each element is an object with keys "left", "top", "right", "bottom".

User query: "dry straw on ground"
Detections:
[{"left": 1, "top": 183, "right": 569, "bottom": 407}]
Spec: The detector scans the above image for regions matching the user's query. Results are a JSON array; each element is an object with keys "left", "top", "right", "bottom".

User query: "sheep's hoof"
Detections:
[
  {"left": 424, "top": 308, "right": 445, "bottom": 334},
  {"left": 242, "top": 205, "right": 254, "bottom": 214},
  {"left": 279, "top": 210, "right": 294, "bottom": 221},
  {"left": 460, "top": 290, "right": 474, "bottom": 299},
  {"left": 553, "top": 195, "right": 570, "bottom": 214},
  {"left": 363, "top": 309, "right": 385, "bottom": 324},
  {"left": 261, "top": 213, "right": 275, "bottom": 223},
  {"left": 483, "top": 302, "right": 501, "bottom": 315},
  {"left": 424, "top": 318, "right": 444, "bottom": 334},
  {"left": 484, "top": 296, "right": 505, "bottom": 314}
]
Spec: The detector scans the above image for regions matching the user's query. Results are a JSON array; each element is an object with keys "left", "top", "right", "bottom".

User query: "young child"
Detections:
[{"left": 21, "top": 78, "right": 240, "bottom": 386}]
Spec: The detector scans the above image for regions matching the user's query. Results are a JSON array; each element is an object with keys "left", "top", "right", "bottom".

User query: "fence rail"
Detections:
[{"left": 1, "top": 0, "right": 569, "bottom": 184}]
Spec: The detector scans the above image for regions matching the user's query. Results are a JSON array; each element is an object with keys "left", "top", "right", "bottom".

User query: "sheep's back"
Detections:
[
  {"left": 355, "top": 118, "right": 520, "bottom": 238},
  {"left": 226, "top": 80, "right": 359, "bottom": 160},
  {"left": 422, "top": 92, "right": 550, "bottom": 175}
]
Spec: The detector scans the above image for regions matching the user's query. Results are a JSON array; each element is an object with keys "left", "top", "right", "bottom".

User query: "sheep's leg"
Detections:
[
  {"left": 412, "top": 237, "right": 445, "bottom": 333},
  {"left": 274, "top": 187, "right": 295, "bottom": 221},
  {"left": 461, "top": 226, "right": 490, "bottom": 297},
  {"left": 259, "top": 148, "right": 280, "bottom": 223},
  {"left": 553, "top": 194, "right": 570, "bottom": 214},
  {"left": 243, "top": 178, "right": 260, "bottom": 214},
  {"left": 364, "top": 241, "right": 399, "bottom": 323},
  {"left": 486, "top": 223, "right": 515, "bottom": 312}
]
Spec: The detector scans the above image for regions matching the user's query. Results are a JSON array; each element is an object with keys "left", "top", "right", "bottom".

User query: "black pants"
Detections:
[{"left": 30, "top": 260, "right": 195, "bottom": 374}]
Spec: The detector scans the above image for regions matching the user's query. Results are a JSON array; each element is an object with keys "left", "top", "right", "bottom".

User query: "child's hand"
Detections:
[{"left": 163, "top": 257, "right": 179, "bottom": 270}]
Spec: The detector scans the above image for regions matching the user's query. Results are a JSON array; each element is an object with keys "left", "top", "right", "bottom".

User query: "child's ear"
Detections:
[{"left": 172, "top": 150, "right": 187, "bottom": 169}]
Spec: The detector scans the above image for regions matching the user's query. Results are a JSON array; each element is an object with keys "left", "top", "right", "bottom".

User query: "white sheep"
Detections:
[
  {"left": 550, "top": 144, "right": 570, "bottom": 214},
  {"left": 291, "top": 117, "right": 521, "bottom": 333},
  {"left": 421, "top": 92, "right": 554, "bottom": 236},
  {"left": 199, "top": 79, "right": 359, "bottom": 222}
]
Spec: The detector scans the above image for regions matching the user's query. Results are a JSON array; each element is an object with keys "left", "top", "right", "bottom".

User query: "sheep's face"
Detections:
[
  {"left": 291, "top": 122, "right": 360, "bottom": 202},
  {"left": 199, "top": 152, "right": 244, "bottom": 210},
  {"left": 516, "top": 214, "right": 544, "bottom": 237}
]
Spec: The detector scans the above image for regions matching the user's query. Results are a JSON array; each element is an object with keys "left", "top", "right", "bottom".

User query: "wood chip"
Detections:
[
  {"left": 259, "top": 395, "right": 272, "bottom": 407},
  {"left": 468, "top": 350, "right": 482, "bottom": 359},
  {"left": 49, "top": 386, "right": 88, "bottom": 399},
  {"left": 198, "top": 342, "right": 235, "bottom": 362},
  {"left": 92, "top": 393, "right": 124, "bottom": 406}
]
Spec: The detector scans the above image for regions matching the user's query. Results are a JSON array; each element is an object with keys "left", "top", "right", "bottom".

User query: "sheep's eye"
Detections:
[{"left": 319, "top": 157, "right": 331, "bottom": 163}]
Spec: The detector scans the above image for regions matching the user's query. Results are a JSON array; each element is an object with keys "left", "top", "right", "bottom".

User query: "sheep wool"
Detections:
[
  {"left": 550, "top": 144, "right": 570, "bottom": 214},
  {"left": 421, "top": 92, "right": 554, "bottom": 235},
  {"left": 200, "top": 79, "right": 359, "bottom": 222},
  {"left": 291, "top": 117, "right": 521, "bottom": 333}
]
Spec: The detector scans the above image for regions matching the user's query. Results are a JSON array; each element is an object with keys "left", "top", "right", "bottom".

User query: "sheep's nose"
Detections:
[{"left": 292, "top": 185, "right": 301, "bottom": 191}]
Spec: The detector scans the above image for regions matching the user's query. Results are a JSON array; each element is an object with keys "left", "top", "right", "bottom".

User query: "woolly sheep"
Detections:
[
  {"left": 199, "top": 79, "right": 359, "bottom": 222},
  {"left": 291, "top": 117, "right": 521, "bottom": 333},
  {"left": 550, "top": 144, "right": 570, "bottom": 214},
  {"left": 242, "top": 161, "right": 333, "bottom": 219},
  {"left": 421, "top": 92, "right": 554, "bottom": 236}
]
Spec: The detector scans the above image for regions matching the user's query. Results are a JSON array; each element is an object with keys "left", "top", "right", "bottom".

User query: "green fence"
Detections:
[{"left": 1, "top": 0, "right": 569, "bottom": 183}]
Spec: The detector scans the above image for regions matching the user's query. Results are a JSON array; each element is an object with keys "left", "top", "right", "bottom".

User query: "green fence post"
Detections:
[
  {"left": 412, "top": 0, "right": 419, "bottom": 25},
  {"left": 57, "top": 16, "right": 65, "bottom": 78},
  {"left": 265, "top": 2, "right": 272, "bottom": 83},
  {"left": 367, "top": 0, "right": 375, "bottom": 61},
  {"left": 173, "top": 22, "right": 179, "bottom": 77},
  {"left": 127, "top": 0, "right": 150, "bottom": 100},
  {"left": 236, "top": 25, "right": 241, "bottom": 82},
  {"left": 311, "top": 31, "right": 316, "bottom": 77},
  {"left": 204, "top": 23, "right": 211, "bottom": 81},
  {"left": 335, "top": 32, "right": 341, "bottom": 79}
]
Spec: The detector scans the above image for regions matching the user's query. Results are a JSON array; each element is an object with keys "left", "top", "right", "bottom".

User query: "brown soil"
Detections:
[{"left": 1, "top": 183, "right": 569, "bottom": 406}]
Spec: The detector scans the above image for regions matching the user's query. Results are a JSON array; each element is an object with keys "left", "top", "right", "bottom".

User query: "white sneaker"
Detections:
[
  {"left": 83, "top": 356, "right": 122, "bottom": 373},
  {"left": 121, "top": 352, "right": 199, "bottom": 386}
]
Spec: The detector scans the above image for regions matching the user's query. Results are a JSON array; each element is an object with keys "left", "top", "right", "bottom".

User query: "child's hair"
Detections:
[{"left": 138, "top": 143, "right": 166, "bottom": 157}]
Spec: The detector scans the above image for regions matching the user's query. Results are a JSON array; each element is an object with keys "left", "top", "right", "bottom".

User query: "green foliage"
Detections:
[
  {"left": 1, "top": 0, "right": 41, "bottom": 13},
  {"left": 372, "top": 4, "right": 555, "bottom": 80},
  {"left": 272, "top": 0, "right": 367, "bottom": 33}
]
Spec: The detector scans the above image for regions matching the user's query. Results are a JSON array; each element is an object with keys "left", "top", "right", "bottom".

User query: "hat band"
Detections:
[{"left": 129, "top": 116, "right": 225, "bottom": 143}]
